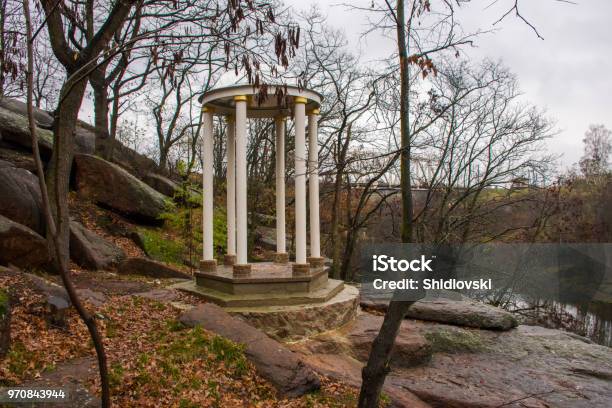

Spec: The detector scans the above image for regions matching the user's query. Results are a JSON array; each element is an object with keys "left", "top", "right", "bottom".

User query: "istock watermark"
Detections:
[
  {"left": 372, "top": 254, "right": 433, "bottom": 272},
  {"left": 358, "top": 243, "right": 611, "bottom": 303}
]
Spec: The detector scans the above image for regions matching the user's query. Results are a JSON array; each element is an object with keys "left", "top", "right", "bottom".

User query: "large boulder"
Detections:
[
  {"left": 74, "top": 154, "right": 171, "bottom": 223},
  {"left": 180, "top": 303, "right": 320, "bottom": 397},
  {"left": 118, "top": 257, "right": 191, "bottom": 279},
  {"left": 95, "top": 138, "right": 158, "bottom": 179},
  {"left": 361, "top": 296, "right": 518, "bottom": 331},
  {"left": 0, "top": 97, "right": 95, "bottom": 155},
  {"left": 0, "top": 105, "right": 54, "bottom": 155},
  {"left": 0, "top": 159, "right": 44, "bottom": 234},
  {"left": 253, "top": 225, "right": 293, "bottom": 252},
  {"left": 74, "top": 123, "right": 96, "bottom": 155},
  {"left": 143, "top": 173, "right": 200, "bottom": 206},
  {"left": 69, "top": 220, "right": 125, "bottom": 270},
  {"left": 0, "top": 97, "right": 54, "bottom": 128},
  {"left": 347, "top": 313, "right": 432, "bottom": 367},
  {"left": 0, "top": 215, "right": 48, "bottom": 268},
  {"left": 0, "top": 142, "right": 37, "bottom": 172},
  {"left": 295, "top": 312, "right": 431, "bottom": 369},
  {"left": 143, "top": 173, "right": 179, "bottom": 197}
]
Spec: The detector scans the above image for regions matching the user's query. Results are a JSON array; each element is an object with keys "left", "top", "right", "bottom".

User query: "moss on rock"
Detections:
[{"left": 424, "top": 327, "right": 487, "bottom": 353}]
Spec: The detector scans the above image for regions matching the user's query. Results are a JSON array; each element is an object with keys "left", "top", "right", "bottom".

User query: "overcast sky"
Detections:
[{"left": 284, "top": 0, "right": 612, "bottom": 169}]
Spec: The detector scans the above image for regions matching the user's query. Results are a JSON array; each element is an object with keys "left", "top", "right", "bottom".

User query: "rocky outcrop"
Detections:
[
  {"left": 143, "top": 173, "right": 200, "bottom": 206},
  {"left": 25, "top": 273, "right": 107, "bottom": 319},
  {"left": 296, "top": 353, "right": 430, "bottom": 408},
  {"left": 0, "top": 98, "right": 94, "bottom": 155},
  {"left": 0, "top": 215, "right": 49, "bottom": 268},
  {"left": 387, "top": 322, "right": 612, "bottom": 408},
  {"left": 0, "top": 159, "right": 44, "bottom": 234},
  {"left": 180, "top": 303, "right": 321, "bottom": 397},
  {"left": 253, "top": 225, "right": 293, "bottom": 252},
  {"left": 361, "top": 295, "right": 518, "bottom": 330},
  {"left": 0, "top": 143, "right": 37, "bottom": 172},
  {"left": 23, "top": 272, "right": 70, "bottom": 326},
  {"left": 118, "top": 257, "right": 191, "bottom": 279},
  {"left": 74, "top": 154, "right": 171, "bottom": 223},
  {"left": 133, "top": 288, "right": 180, "bottom": 303},
  {"left": 348, "top": 313, "right": 432, "bottom": 367},
  {"left": 143, "top": 173, "right": 179, "bottom": 197},
  {"left": 293, "top": 310, "right": 612, "bottom": 408},
  {"left": 0, "top": 105, "right": 54, "bottom": 155},
  {"left": 95, "top": 137, "right": 158, "bottom": 179},
  {"left": 294, "top": 312, "right": 431, "bottom": 369},
  {"left": 73, "top": 122, "right": 96, "bottom": 156},
  {"left": 69, "top": 220, "right": 125, "bottom": 270},
  {"left": 0, "top": 97, "right": 54, "bottom": 128}
]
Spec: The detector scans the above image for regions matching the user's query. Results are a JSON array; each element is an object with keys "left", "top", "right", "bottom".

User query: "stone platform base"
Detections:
[
  {"left": 193, "top": 262, "right": 329, "bottom": 295},
  {"left": 171, "top": 282, "right": 359, "bottom": 341},
  {"left": 229, "top": 285, "right": 360, "bottom": 341},
  {"left": 172, "top": 278, "right": 344, "bottom": 307}
]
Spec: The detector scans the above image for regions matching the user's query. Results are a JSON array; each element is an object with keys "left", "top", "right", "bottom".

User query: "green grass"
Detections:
[
  {"left": 141, "top": 204, "right": 228, "bottom": 266},
  {"left": 4, "top": 342, "right": 47, "bottom": 380},
  {"left": 158, "top": 326, "right": 248, "bottom": 379},
  {"left": 0, "top": 289, "right": 8, "bottom": 317},
  {"left": 137, "top": 228, "right": 185, "bottom": 265},
  {"left": 109, "top": 362, "right": 125, "bottom": 392},
  {"left": 304, "top": 389, "right": 359, "bottom": 407}
]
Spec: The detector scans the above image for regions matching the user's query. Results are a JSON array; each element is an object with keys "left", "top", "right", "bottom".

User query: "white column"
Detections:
[
  {"left": 308, "top": 109, "right": 321, "bottom": 259},
  {"left": 202, "top": 107, "right": 215, "bottom": 262},
  {"left": 294, "top": 97, "right": 307, "bottom": 265},
  {"left": 275, "top": 116, "right": 286, "bottom": 257},
  {"left": 226, "top": 115, "right": 236, "bottom": 261},
  {"left": 234, "top": 96, "right": 248, "bottom": 266}
]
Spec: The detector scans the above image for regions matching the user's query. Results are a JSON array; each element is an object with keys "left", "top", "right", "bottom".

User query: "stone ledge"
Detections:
[{"left": 172, "top": 278, "right": 345, "bottom": 308}]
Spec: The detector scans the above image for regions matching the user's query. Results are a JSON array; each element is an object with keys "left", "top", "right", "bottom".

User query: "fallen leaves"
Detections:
[{"left": 1, "top": 272, "right": 361, "bottom": 407}]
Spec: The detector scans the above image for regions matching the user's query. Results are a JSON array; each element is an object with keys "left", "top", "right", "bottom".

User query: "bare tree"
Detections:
[
  {"left": 579, "top": 124, "right": 612, "bottom": 178},
  {"left": 357, "top": 1, "right": 476, "bottom": 403},
  {"left": 32, "top": 45, "right": 62, "bottom": 109},
  {"left": 410, "top": 60, "right": 555, "bottom": 244},
  {"left": 0, "top": 0, "right": 25, "bottom": 98},
  {"left": 355, "top": 1, "right": 561, "bottom": 405},
  {"left": 295, "top": 10, "right": 382, "bottom": 279}
]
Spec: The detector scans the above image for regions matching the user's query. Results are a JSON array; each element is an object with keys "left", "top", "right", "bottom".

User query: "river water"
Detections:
[{"left": 507, "top": 299, "right": 612, "bottom": 347}]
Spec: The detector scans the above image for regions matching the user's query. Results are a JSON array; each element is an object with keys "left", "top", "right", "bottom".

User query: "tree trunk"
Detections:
[
  {"left": 106, "top": 82, "right": 122, "bottom": 161},
  {"left": 0, "top": 2, "right": 6, "bottom": 97},
  {"left": 21, "top": 2, "right": 110, "bottom": 406},
  {"left": 340, "top": 228, "right": 357, "bottom": 281},
  {"left": 159, "top": 147, "right": 169, "bottom": 173},
  {"left": 91, "top": 69, "right": 111, "bottom": 159},
  {"left": 358, "top": 1, "right": 414, "bottom": 406},
  {"left": 46, "top": 77, "right": 87, "bottom": 268},
  {"left": 330, "top": 164, "right": 344, "bottom": 279},
  {"left": 358, "top": 300, "right": 415, "bottom": 407},
  {"left": 331, "top": 126, "right": 352, "bottom": 279},
  {"left": 398, "top": 6, "right": 413, "bottom": 243}
]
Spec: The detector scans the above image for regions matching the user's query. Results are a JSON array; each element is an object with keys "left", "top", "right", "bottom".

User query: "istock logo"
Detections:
[{"left": 372, "top": 254, "right": 433, "bottom": 272}]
